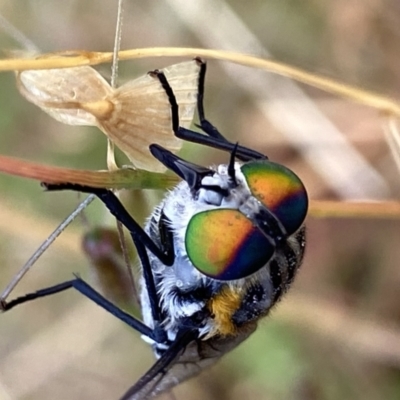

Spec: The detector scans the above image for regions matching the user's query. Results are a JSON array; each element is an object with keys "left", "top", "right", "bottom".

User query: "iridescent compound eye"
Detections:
[
  {"left": 185, "top": 209, "right": 275, "bottom": 280},
  {"left": 241, "top": 161, "right": 308, "bottom": 235}
]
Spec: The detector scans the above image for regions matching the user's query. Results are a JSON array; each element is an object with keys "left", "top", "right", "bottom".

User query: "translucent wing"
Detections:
[
  {"left": 122, "top": 325, "right": 256, "bottom": 400},
  {"left": 16, "top": 60, "right": 201, "bottom": 172}
]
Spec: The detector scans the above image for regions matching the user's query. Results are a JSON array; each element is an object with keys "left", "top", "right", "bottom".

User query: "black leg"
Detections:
[
  {"left": 152, "top": 68, "right": 267, "bottom": 162},
  {"left": 150, "top": 143, "right": 213, "bottom": 190},
  {"left": 1, "top": 280, "right": 75, "bottom": 311},
  {"left": 43, "top": 184, "right": 173, "bottom": 342},
  {"left": 72, "top": 277, "right": 156, "bottom": 339},
  {"left": 176, "top": 127, "right": 265, "bottom": 161},
  {"left": 194, "top": 58, "right": 227, "bottom": 142},
  {"left": 1, "top": 277, "right": 161, "bottom": 340}
]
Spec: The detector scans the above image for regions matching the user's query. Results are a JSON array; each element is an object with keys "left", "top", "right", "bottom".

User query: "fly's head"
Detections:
[
  {"left": 185, "top": 159, "right": 308, "bottom": 282},
  {"left": 152, "top": 144, "right": 308, "bottom": 284}
]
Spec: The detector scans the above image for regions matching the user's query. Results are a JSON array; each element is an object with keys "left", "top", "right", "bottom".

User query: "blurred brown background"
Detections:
[{"left": 1, "top": 1, "right": 400, "bottom": 399}]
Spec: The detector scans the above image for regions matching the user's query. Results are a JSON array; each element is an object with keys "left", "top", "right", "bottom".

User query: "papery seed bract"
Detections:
[{"left": 16, "top": 58, "right": 201, "bottom": 172}]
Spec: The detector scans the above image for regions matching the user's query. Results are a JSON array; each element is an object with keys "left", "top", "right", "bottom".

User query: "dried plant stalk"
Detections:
[{"left": 3, "top": 48, "right": 400, "bottom": 117}]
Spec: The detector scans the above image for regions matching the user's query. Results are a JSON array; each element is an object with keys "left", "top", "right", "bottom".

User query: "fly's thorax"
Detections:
[{"left": 196, "top": 163, "right": 250, "bottom": 206}]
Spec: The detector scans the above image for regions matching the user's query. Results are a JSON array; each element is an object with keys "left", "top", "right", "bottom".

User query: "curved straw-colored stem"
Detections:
[{"left": 1, "top": 47, "right": 400, "bottom": 116}]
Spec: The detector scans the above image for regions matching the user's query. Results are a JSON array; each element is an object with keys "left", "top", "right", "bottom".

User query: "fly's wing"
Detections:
[
  {"left": 15, "top": 60, "right": 200, "bottom": 172},
  {"left": 16, "top": 66, "right": 112, "bottom": 125},
  {"left": 122, "top": 323, "right": 257, "bottom": 400},
  {"left": 96, "top": 60, "right": 200, "bottom": 172}
]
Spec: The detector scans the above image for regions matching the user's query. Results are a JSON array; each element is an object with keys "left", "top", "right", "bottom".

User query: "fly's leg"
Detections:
[
  {"left": 1, "top": 277, "right": 155, "bottom": 339},
  {"left": 194, "top": 58, "right": 227, "bottom": 142},
  {"left": 1, "top": 280, "right": 73, "bottom": 311},
  {"left": 43, "top": 184, "right": 175, "bottom": 343},
  {"left": 150, "top": 63, "right": 267, "bottom": 162}
]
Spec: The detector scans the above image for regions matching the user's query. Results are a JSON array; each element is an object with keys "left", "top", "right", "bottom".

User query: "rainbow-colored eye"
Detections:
[
  {"left": 185, "top": 209, "right": 274, "bottom": 280},
  {"left": 241, "top": 161, "right": 308, "bottom": 235}
]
